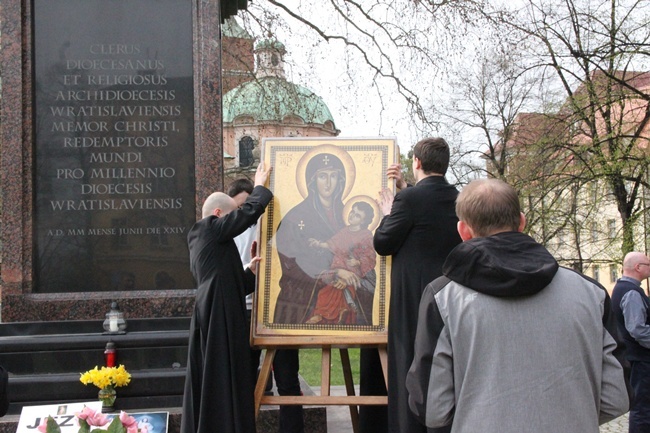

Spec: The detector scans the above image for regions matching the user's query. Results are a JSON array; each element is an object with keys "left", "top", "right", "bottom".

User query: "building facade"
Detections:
[{"left": 493, "top": 72, "right": 650, "bottom": 293}]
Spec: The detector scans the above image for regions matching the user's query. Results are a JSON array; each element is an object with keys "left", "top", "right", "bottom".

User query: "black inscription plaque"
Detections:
[{"left": 34, "top": 0, "right": 195, "bottom": 292}]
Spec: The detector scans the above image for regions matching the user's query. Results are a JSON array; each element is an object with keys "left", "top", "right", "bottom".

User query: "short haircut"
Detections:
[
  {"left": 456, "top": 178, "right": 521, "bottom": 237},
  {"left": 413, "top": 137, "right": 450, "bottom": 175},
  {"left": 202, "top": 192, "right": 236, "bottom": 218},
  {"left": 227, "top": 178, "right": 254, "bottom": 197},
  {"left": 352, "top": 201, "right": 375, "bottom": 229}
]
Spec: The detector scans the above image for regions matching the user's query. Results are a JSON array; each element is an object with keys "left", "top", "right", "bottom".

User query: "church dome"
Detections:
[
  {"left": 223, "top": 75, "right": 337, "bottom": 128},
  {"left": 254, "top": 39, "right": 285, "bottom": 52},
  {"left": 224, "top": 37, "right": 336, "bottom": 129}
]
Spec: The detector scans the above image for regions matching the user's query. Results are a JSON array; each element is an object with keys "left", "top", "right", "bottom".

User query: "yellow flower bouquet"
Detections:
[{"left": 80, "top": 365, "right": 131, "bottom": 411}]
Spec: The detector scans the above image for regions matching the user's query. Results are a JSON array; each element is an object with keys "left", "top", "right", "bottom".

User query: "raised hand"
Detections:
[
  {"left": 377, "top": 188, "right": 395, "bottom": 216},
  {"left": 254, "top": 161, "right": 272, "bottom": 187},
  {"left": 387, "top": 163, "right": 407, "bottom": 190}
]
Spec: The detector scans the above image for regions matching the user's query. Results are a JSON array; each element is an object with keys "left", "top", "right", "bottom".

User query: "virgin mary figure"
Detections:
[{"left": 273, "top": 152, "right": 358, "bottom": 324}]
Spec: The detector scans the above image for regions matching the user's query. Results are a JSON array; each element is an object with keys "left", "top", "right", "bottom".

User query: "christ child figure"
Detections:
[{"left": 306, "top": 201, "right": 376, "bottom": 324}]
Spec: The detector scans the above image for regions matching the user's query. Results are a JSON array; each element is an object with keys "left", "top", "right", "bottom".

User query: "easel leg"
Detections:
[
  {"left": 340, "top": 348, "right": 360, "bottom": 433},
  {"left": 321, "top": 346, "right": 331, "bottom": 396},
  {"left": 255, "top": 348, "right": 275, "bottom": 418}
]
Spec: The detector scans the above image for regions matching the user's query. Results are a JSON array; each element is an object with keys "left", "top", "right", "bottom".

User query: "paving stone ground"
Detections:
[
  {"left": 601, "top": 413, "right": 628, "bottom": 433},
  {"left": 322, "top": 387, "right": 630, "bottom": 433}
]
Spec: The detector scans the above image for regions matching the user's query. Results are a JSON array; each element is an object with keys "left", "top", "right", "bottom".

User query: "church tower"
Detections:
[{"left": 222, "top": 33, "right": 340, "bottom": 180}]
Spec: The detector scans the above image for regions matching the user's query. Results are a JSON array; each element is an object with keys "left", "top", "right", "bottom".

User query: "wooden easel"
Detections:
[{"left": 254, "top": 345, "right": 388, "bottom": 433}]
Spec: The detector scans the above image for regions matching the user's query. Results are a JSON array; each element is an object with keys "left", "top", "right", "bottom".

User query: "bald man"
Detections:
[
  {"left": 181, "top": 163, "right": 272, "bottom": 433},
  {"left": 612, "top": 252, "right": 650, "bottom": 433}
]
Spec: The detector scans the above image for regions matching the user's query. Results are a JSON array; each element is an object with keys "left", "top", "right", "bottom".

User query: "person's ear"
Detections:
[
  {"left": 213, "top": 208, "right": 221, "bottom": 217},
  {"left": 413, "top": 157, "right": 422, "bottom": 171},
  {"left": 457, "top": 220, "right": 474, "bottom": 241},
  {"left": 518, "top": 212, "right": 526, "bottom": 232}
]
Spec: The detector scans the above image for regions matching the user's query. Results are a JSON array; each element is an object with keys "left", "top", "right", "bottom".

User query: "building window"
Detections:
[
  {"left": 239, "top": 136, "right": 255, "bottom": 167},
  {"left": 610, "top": 264, "right": 618, "bottom": 283},
  {"left": 608, "top": 219, "right": 616, "bottom": 239},
  {"left": 591, "top": 184, "right": 599, "bottom": 204},
  {"left": 591, "top": 222, "right": 598, "bottom": 243},
  {"left": 593, "top": 265, "right": 600, "bottom": 282}
]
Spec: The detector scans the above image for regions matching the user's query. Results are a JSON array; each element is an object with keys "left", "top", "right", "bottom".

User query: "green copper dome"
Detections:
[
  {"left": 254, "top": 39, "right": 286, "bottom": 52},
  {"left": 223, "top": 76, "right": 337, "bottom": 126}
]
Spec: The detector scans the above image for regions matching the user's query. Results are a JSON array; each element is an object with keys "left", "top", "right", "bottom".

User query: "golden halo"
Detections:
[
  {"left": 295, "top": 144, "right": 356, "bottom": 200},
  {"left": 342, "top": 195, "right": 382, "bottom": 232}
]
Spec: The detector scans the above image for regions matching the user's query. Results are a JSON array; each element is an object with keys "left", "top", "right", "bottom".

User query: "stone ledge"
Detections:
[{"left": 1, "top": 376, "right": 328, "bottom": 433}]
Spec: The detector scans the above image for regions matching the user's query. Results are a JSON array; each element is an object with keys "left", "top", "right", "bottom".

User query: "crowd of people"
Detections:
[{"left": 181, "top": 137, "right": 638, "bottom": 433}]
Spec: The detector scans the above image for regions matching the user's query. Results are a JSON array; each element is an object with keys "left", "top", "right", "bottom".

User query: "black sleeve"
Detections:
[
  {"left": 603, "top": 289, "right": 633, "bottom": 401},
  {"left": 211, "top": 186, "right": 273, "bottom": 242},
  {"left": 373, "top": 191, "right": 413, "bottom": 256},
  {"left": 406, "top": 276, "right": 453, "bottom": 425},
  {"left": 244, "top": 267, "right": 256, "bottom": 296},
  {"left": 573, "top": 267, "right": 632, "bottom": 401}
]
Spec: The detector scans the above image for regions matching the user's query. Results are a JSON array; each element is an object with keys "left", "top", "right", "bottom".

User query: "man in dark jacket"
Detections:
[
  {"left": 407, "top": 178, "right": 628, "bottom": 432},
  {"left": 367, "top": 137, "right": 461, "bottom": 433},
  {"left": 181, "top": 163, "right": 272, "bottom": 433},
  {"left": 612, "top": 251, "right": 650, "bottom": 433}
]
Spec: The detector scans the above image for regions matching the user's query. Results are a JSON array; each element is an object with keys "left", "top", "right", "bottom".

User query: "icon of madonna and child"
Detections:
[{"left": 272, "top": 147, "right": 384, "bottom": 328}]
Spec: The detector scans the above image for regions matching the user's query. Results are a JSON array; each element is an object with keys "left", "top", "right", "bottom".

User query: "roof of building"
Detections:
[
  {"left": 222, "top": 17, "right": 252, "bottom": 39},
  {"left": 223, "top": 76, "right": 336, "bottom": 126}
]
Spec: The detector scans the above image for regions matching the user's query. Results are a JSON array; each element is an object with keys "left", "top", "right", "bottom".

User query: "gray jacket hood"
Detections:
[{"left": 442, "top": 231, "right": 559, "bottom": 297}]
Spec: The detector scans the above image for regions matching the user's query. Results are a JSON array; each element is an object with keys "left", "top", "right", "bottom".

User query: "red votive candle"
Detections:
[{"left": 104, "top": 341, "right": 116, "bottom": 367}]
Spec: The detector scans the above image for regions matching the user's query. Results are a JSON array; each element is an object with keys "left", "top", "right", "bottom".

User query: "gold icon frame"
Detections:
[{"left": 252, "top": 137, "right": 396, "bottom": 346}]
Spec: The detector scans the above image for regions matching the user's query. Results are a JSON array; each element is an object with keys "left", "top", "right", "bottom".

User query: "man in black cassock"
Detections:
[
  {"left": 364, "top": 137, "right": 461, "bottom": 433},
  {"left": 181, "top": 163, "right": 272, "bottom": 433}
]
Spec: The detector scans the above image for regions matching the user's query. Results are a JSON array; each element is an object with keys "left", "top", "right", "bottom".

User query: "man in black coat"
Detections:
[
  {"left": 181, "top": 163, "right": 272, "bottom": 433},
  {"left": 366, "top": 137, "right": 461, "bottom": 433}
]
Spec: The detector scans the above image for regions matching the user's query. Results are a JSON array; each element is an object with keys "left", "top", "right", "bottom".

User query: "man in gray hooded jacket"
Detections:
[{"left": 406, "top": 178, "right": 629, "bottom": 433}]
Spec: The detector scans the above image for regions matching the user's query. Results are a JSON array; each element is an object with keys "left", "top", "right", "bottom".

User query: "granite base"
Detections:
[{"left": 0, "top": 405, "right": 327, "bottom": 433}]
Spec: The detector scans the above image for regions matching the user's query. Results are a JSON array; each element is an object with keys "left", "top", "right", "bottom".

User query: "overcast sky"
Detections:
[{"left": 236, "top": 3, "right": 436, "bottom": 153}]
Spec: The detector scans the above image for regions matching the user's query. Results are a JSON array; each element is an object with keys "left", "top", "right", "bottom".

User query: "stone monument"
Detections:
[
  {"left": 0, "top": 5, "right": 331, "bottom": 431},
  {"left": 1, "top": 0, "right": 245, "bottom": 321}
]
